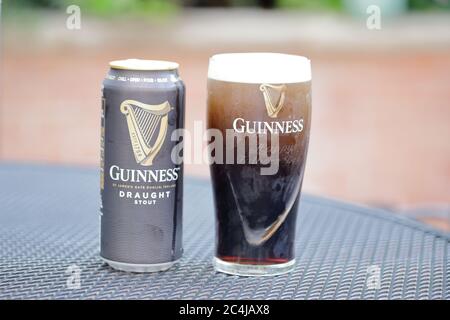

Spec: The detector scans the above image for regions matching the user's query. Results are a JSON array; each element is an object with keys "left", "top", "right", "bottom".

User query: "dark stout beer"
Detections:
[
  {"left": 100, "top": 59, "right": 185, "bottom": 272},
  {"left": 207, "top": 53, "right": 311, "bottom": 276}
]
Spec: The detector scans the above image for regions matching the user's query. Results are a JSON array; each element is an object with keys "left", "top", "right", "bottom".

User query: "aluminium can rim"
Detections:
[{"left": 109, "top": 59, "right": 179, "bottom": 71}]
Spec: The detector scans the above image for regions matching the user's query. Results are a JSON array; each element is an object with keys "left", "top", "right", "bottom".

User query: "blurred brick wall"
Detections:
[{"left": 2, "top": 10, "right": 450, "bottom": 210}]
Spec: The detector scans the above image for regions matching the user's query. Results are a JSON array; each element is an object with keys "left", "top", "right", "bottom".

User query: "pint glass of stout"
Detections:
[{"left": 207, "top": 53, "right": 311, "bottom": 276}]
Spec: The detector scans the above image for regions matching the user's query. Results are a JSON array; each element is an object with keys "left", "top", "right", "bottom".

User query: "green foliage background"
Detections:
[
  {"left": 6, "top": 0, "right": 178, "bottom": 16},
  {"left": 5, "top": 0, "right": 450, "bottom": 14}
]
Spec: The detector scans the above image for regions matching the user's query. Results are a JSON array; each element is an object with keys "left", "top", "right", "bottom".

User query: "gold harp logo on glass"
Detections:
[
  {"left": 259, "top": 84, "right": 287, "bottom": 118},
  {"left": 120, "top": 99, "right": 172, "bottom": 166}
]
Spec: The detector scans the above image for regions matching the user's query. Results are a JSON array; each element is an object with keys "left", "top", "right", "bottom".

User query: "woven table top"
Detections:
[{"left": 0, "top": 164, "right": 448, "bottom": 300}]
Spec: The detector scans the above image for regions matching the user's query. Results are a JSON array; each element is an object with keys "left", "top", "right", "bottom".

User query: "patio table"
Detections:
[{"left": 0, "top": 164, "right": 448, "bottom": 299}]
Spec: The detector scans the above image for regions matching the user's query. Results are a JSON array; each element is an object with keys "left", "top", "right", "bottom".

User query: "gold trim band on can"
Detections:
[{"left": 109, "top": 59, "right": 179, "bottom": 71}]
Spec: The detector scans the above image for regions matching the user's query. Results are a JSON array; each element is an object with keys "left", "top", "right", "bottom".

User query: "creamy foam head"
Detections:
[{"left": 208, "top": 53, "right": 311, "bottom": 84}]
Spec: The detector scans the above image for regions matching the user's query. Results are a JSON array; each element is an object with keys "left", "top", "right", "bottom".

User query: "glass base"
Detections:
[
  {"left": 213, "top": 257, "right": 295, "bottom": 277},
  {"left": 101, "top": 256, "right": 178, "bottom": 273}
]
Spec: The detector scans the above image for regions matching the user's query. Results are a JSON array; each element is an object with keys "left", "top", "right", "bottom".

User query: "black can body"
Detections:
[{"left": 100, "top": 62, "right": 184, "bottom": 272}]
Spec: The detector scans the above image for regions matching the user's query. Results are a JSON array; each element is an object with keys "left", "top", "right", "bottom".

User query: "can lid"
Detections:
[{"left": 109, "top": 59, "right": 179, "bottom": 71}]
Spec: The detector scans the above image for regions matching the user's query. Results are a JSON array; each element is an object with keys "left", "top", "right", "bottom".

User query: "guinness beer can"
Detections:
[{"left": 100, "top": 59, "right": 185, "bottom": 272}]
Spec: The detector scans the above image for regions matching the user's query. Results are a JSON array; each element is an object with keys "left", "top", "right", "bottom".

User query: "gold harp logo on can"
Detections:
[
  {"left": 259, "top": 84, "right": 287, "bottom": 118},
  {"left": 120, "top": 99, "right": 172, "bottom": 166}
]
